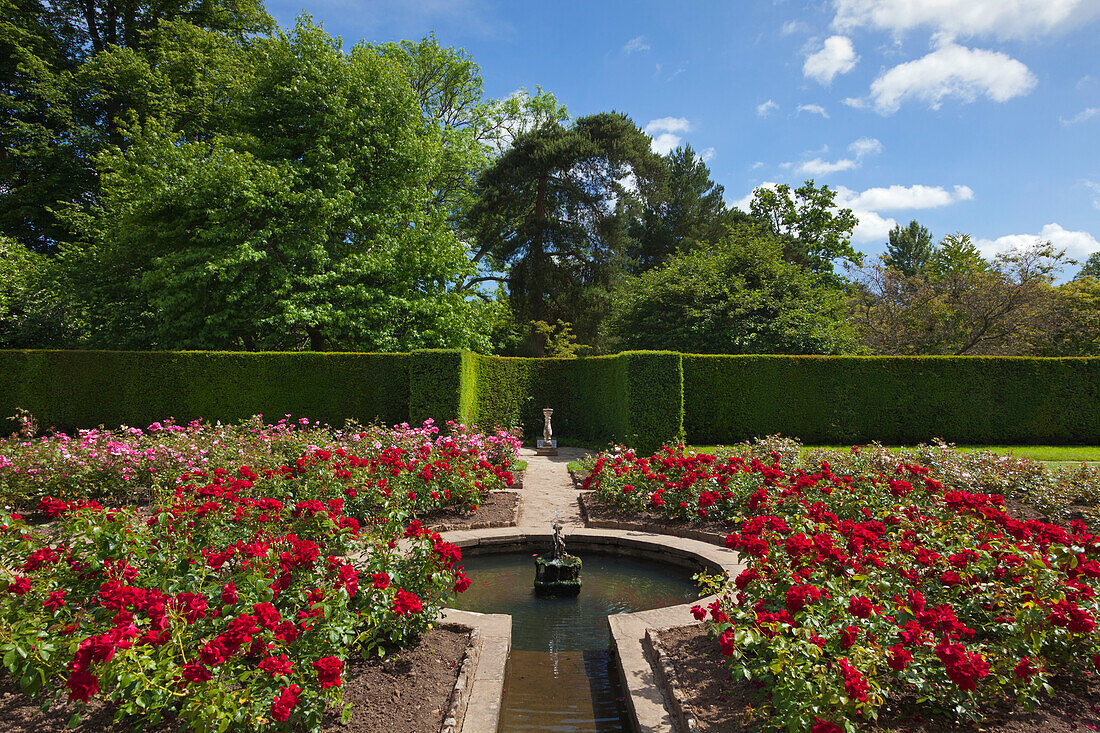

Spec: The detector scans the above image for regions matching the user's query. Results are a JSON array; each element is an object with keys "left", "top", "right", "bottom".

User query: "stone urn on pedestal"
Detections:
[{"left": 536, "top": 407, "right": 558, "bottom": 456}]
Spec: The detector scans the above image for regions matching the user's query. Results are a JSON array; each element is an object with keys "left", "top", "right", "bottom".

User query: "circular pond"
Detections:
[{"left": 450, "top": 551, "right": 700, "bottom": 732}]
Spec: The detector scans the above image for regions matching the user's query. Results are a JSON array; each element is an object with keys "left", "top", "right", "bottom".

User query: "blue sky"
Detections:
[{"left": 266, "top": 0, "right": 1100, "bottom": 270}]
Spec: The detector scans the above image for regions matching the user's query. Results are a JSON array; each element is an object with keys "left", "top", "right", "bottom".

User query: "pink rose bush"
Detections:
[{"left": 588, "top": 440, "right": 1100, "bottom": 731}]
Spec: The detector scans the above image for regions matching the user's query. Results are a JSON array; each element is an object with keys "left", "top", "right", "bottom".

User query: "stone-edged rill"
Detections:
[
  {"left": 0, "top": 418, "right": 520, "bottom": 731},
  {"left": 584, "top": 440, "right": 1100, "bottom": 731}
]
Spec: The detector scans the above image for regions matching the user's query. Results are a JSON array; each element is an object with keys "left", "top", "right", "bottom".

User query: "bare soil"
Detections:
[
  {"left": 579, "top": 492, "right": 731, "bottom": 542},
  {"left": 421, "top": 491, "right": 518, "bottom": 531},
  {"left": 658, "top": 624, "right": 1100, "bottom": 733},
  {"left": 0, "top": 627, "right": 469, "bottom": 733}
]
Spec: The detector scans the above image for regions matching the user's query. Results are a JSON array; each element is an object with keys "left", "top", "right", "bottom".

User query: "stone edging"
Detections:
[
  {"left": 435, "top": 608, "right": 511, "bottom": 733},
  {"left": 438, "top": 623, "right": 481, "bottom": 733},
  {"left": 577, "top": 495, "right": 729, "bottom": 547},
  {"left": 645, "top": 627, "right": 699, "bottom": 733},
  {"left": 568, "top": 468, "right": 588, "bottom": 491},
  {"left": 427, "top": 491, "right": 521, "bottom": 533}
]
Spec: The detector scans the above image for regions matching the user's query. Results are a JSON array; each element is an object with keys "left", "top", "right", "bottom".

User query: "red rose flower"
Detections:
[
  {"left": 8, "top": 576, "right": 31, "bottom": 595},
  {"left": 44, "top": 590, "right": 67, "bottom": 611},
  {"left": 811, "top": 719, "right": 843, "bottom": 733},
  {"left": 270, "top": 684, "right": 301, "bottom": 722},
  {"left": 259, "top": 654, "right": 294, "bottom": 677},
  {"left": 392, "top": 589, "right": 422, "bottom": 616},
  {"left": 313, "top": 656, "right": 343, "bottom": 688},
  {"left": 67, "top": 668, "right": 99, "bottom": 702},
  {"left": 221, "top": 582, "right": 238, "bottom": 606},
  {"left": 182, "top": 662, "right": 212, "bottom": 684},
  {"left": 372, "top": 572, "right": 390, "bottom": 590},
  {"left": 848, "top": 595, "right": 873, "bottom": 619}
]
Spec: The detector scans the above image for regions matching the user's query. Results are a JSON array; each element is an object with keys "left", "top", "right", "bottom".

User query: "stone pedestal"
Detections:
[
  {"left": 533, "top": 554, "right": 581, "bottom": 596},
  {"left": 536, "top": 438, "right": 558, "bottom": 456}
]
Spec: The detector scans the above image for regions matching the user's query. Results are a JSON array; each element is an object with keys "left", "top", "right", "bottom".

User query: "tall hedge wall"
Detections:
[
  {"left": 2, "top": 350, "right": 1098, "bottom": 446},
  {"left": 683, "top": 355, "right": 1100, "bottom": 445},
  {"left": 0, "top": 350, "right": 410, "bottom": 434}
]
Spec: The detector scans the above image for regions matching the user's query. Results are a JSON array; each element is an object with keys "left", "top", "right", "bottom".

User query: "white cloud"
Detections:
[
  {"left": 797, "top": 103, "right": 830, "bottom": 118},
  {"left": 832, "top": 0, "right": 1100, "bottom": 40},
  {"left": 730, "top": 182, "right": 778, "bottom": 213},
  {"left": 751, "top": 161, "right": 765, "bottom": 170},
  {"left": 841, "top": 184, "right": 974, "bottom": 211},
  {"left": 699, "top": 147, "right": 716, "bottom": 162},
  {"left": 836, "top": 183, "right": 974, "bottom": 242},
  {"left": 1085, "top": 180, "right": 1100, "bottom": 210},
  {"left": 731, "top": 180, "right": 974, "bottom": 244},
  {"left": 782, "top": 20, "right": 810, "bottom": 35},
  {"left": 786, "top": 136, "right": 883, "bottom": 177},
  {"left": 847, "top": 137, "right": 884, "bottom": 157},
  {"left": 803, "top": 35, "right": 860, "bottom": 85},
  {"left": 644, "top": 117, "right": 692, "bottom": 155},
  {"left": 974, "top": 223, "right": 1100, "bottom": 261},
  {"left": 859, "top": 40, "right": 1037, "bottom": 114},
  {"left": 756, "top": 99, "right": 779, "bottom": 117},
  {"left": 799, "top": 158, "right": 859, "bottom": 175},
  {"left": 623, "top": 35, "right": 650, "bottom": 54},
  {"left": 1061, "top": 107, "right": 1099, "bottom": 126}
]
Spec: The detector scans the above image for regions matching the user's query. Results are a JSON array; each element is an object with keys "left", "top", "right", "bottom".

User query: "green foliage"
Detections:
[
  {"left": 465, "top": 111, "right": 664, "bottom": 347},
  {"left": 745, "top": 180, "right": 861, "bottom": 276},
  {"left": 628, "top": 144, "right": 749, "bottom": 269},
  {"left": 1077, "top": 252, "right": 1100, "bottom": 280},
  {"left": 0, "top": 350, "right": 410, "bottom": 434},
  {"left": 530, "top": 320, "right": 590, "bottom": 358},
  {"left": 1036, "top": 277, "right": 1100, "bottom": 356},
  {"left": 884, "top": 219, "right": 934, "bottom": 276},
  {"left": 61, "top": 19, "right": 483, "bottom": 352},
  {"left": 605, "top": 226, "right": 861, "bottom": 355},
  {"left": 683, "top": 354, "right": 1100, "bottom": 446},
  {"left": 4, "top": 350, "right": 1099, "bottom": 449}
]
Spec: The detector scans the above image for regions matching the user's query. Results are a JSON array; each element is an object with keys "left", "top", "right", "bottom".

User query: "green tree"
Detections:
[
  {"left": 1034, "top": 278, "right": 1100, "bottom": 356},
  {"left": 465, "top": 112, "right": 664, "bottom": 350},
  {"left": 745, "top": 180, "right": 861, "bottom": 276},
  {"left": 853, "top": 235, "right": 1066, "bottom": 355},
  {"left": 1077, "top": 252, "right": 1100, "bottom": 280},
  {"left": 628, "top": 145, "right": 748, "bottom": 269},
  {"left": 0, "top": 0, "right": 272, "bottom": 250},
  {"left": 64, "top": 18, "right": 486, "bottom": 352},
  {"left": 604, "top": 225, "right": 860, "bottom": 354},
  {"left": 884, "top": 219, "right": 934, "bottom": 276}
]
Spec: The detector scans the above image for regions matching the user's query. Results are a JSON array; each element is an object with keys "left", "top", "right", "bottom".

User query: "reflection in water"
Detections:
[{"left": 449, "top": 552, "right": 700, "bottom": 732}]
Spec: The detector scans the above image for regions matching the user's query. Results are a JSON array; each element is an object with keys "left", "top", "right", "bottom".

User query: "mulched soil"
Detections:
[
  {"left": 658, "top": 624, "right": 1100, "bottom": 733},
  {"left": 579, "top": 492, "right": 731, "bottom": 541},
  {"left": 0, "top": 627, "right": 469, "bottom": 733},
  {"left": 421, "top": 490, "right": 518, "bottom": 531}
]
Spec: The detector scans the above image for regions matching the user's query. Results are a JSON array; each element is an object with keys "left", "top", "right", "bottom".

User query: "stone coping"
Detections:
[
  {"left": 434, "top": 609, "right": 511, "bottom": 733},
  {"left": 438, "top": 526, "right": 745, "bottom": 733}
]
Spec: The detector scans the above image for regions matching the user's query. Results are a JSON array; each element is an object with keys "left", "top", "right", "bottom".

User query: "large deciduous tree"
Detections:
[
  {"left": 603, "top": 225, "right": 860, "bottom": 355},
  {"left": 852, "top": 234, "right": 1066, "bottom": 355},
  {"left": 746, "top": 180, "right": 861, "bottom": 277},
  {"left": 0, "top": 0, "right": 272, "bottom": 251},
  {"left": 63, "top": 19, "right": 486, "bottom": 352}
]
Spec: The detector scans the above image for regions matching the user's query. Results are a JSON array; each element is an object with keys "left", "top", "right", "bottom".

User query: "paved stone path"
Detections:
[{"left": 514, "top": 445, "right": 588, "bottom": 528}]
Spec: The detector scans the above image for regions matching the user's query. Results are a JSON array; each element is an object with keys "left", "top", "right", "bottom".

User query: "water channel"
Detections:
[{"left": 450, "top": 551, "right": 700, "bottom": 732}]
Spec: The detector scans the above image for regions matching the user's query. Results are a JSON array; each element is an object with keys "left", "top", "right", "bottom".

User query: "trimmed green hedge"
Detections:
[
  {"left": 0, "top": 350, "right": 410, "bottom": 434},
  {"left": 683, "top": 355, "right": 1100, "bottom": 446},
  {"left": 2, "top": 350, "right": 1098, "bottom": 446}
]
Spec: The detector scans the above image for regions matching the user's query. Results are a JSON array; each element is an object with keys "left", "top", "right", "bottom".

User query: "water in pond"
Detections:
[{"left": 449, "top": 551, "right": 700, "bottom": 732}]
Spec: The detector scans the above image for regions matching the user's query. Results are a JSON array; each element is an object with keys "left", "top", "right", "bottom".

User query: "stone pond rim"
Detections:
[{"left": 436, "top": 526, "right": 746, "bottom": 733}]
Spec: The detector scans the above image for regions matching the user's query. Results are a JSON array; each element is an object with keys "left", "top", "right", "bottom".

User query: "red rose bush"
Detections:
[
  {"left": 0, "top": 422, "right": 491, "bottom": 731},
  {"left": 587, "top": 441, "right": 1100, "bottom": 731}
]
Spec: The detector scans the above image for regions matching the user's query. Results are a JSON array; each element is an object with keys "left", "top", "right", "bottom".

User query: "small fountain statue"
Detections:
[
  {"left": 536, "top": 407, "right": 558, "bottom": 455},
  {"left": 534, "top": 512, "right": 581, "bottom": 596}
]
